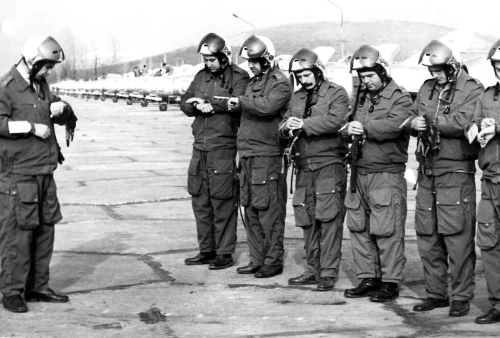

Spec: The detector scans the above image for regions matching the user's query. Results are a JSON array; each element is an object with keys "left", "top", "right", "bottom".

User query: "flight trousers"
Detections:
[
  {"left": 0, "top": 173, "right": 61, "bottom": 296},
  {"left": 292, "top": 163, "right": 347, "bottom": 278},
  {"left": 476, "top": 179, "right": 500, "bottom": 307},
  {"left": 187, "top": 148, "right": 238, "bottom": 255},
  {"left": 240, "top": 156, "right": 287, "bottom": 267},
  {"left": 345, "top": 171, "right": 407, "bottom": 283},
  {"left": 415, "top": 172, "right": 476, "bottom": 301}
]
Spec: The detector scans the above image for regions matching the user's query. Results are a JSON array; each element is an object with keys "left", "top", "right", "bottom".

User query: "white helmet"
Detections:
[
  {"left": 239, "top": 35, "right": 275, "bottom": 62},
  {"left": 197, "top": 33, "right": 232, "bottom": 64},
  {"left": 487, "top": 39, "right": 500, "bottom": 64},
  {"left": 21, "top": 36, "right": 65, "bottom": 69}
]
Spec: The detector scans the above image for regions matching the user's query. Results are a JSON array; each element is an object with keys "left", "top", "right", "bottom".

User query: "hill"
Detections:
[{"left": 69, "top": 20, "right": 497, "bottom": 80}]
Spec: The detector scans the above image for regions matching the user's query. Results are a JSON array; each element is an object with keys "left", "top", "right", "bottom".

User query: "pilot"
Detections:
[
  {"left": 180, "top": 33, "right": 249, "bottom": 270},
  {"left": 406, "top": 40, "right": 483, "bottom": 317},
  {"left": 280, "top": 48, "right": 349, "bottom": 291},
  {"left": 470, "top": 39, "right": 500, "bottom": 325},
  {"left": 228, "top": 36, "right": 291, "bottom": 278},
  {"left": 0, "top": 36, "right": 77, "bottom": 313},
  {"left": 340, "top": 45, "right": 412, "bottom": 302}
]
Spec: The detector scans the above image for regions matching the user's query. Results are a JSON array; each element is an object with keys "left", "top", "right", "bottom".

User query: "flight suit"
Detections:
[
  {"left": 341, "top": 79, "right": 413, "bottom": 283},
  {"left": 472, "top": 82, "right": 500, "bottom": 308},
  {"left": 237, "top": 65, "right": 291, "bottom": 268},
  {"left": 411, "top": 70, "right": 483, "bottom": 302},
  {"left": 180, "top": 64, "right": 249, "bottom": 256},
  {"left": 0, "top": 66, "right": 75, "bottom": 296},
  {"left": 280, "top": 79, "right": 349, "bottom": 279}
]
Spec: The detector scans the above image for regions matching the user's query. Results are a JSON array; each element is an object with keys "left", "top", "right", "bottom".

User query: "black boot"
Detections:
[
  {"left": 184, "top": 252, "right": 216, "bottom": 265},
  {"left": 344, "top": 278, "right": 381, "bottom": 298},
  {"left": 209, "top": 254, "right": 234, "bottom": 270},
  {"left": 369, "top": 282, "right": 399, "bottom": 302}
]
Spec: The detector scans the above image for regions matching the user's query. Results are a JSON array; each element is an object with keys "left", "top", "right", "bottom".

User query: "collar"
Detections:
[
  {"left": 374, "top": 79, "right": 397, "bottom": 99},
  {"left": 11, "top": 65, "right": 31, "bottom": 92},
  {"left": 426, "top": 69, "right": 467, "bottom": 94},
  {"left": 296, "top": 80, "right": 329, "bottom": 99},
  {"left": 204, "top": 66, "right": 229, "bottom": 82}
]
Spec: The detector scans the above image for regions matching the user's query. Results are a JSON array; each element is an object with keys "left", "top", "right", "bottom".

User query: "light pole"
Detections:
[
  {"left": 327, "top": 0, "right": 344, "bottom": 58},
  {"left": 232, "top": 13, "right": 256, "bottom": 36}
]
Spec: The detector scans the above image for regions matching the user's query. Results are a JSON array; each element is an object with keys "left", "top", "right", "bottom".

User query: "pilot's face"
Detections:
[
  {"left": 296, "top": 70, "right": 316, "bottom": 90},
  {"left": 203, "top": 56, "right": 221, "bottom": 73},
  {"left": 493, "top": 62, "right": 500, "bottom": 79},
  {"left": 248, "top": 59, "right": 262, "bottom": 76},
  {"left": 359, "top": 71, "right": 382, "bottom": 91},
  {"left": 429, "top": 68, "right": 448, "bottom": 85},
  {"left": 35, "top": 63, "right": 56, "bottom": 79}
]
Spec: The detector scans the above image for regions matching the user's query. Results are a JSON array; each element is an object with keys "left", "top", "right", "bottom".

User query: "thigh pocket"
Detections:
[
  {"left": 476, "top": 198, "right": 499, "bottom": 250},
  {"left": 436, "top": 187, "right": 465, "bottom": 235},
  {"left": 369, "top": 188, "right": 394, "bottom": 237},
  {"left": 344, "top": 191, "right": 366, "bottom": 232},
  {"left": 211, "top": 159, "right": 235, "bottom": 199},
  {"left": 415, "top": 186, "right": 436, "bottom": 235},
  {"left": 187, "top": 156, "right": 202, "bottom": 197},
  {"left": 292, "top": 187, "right": 312, "bottom": 227},
  {"left": 15, "top": 181, "right": 39, "bottom": 230},
  {"left": 315, "top": 178, "right": 339, "bottom": 223},
  {"left": 251, "top": 168, "right": 270, "bottom": 210},
  {"left": 42, "top": 178, "right": 62, "bottom": 225}
]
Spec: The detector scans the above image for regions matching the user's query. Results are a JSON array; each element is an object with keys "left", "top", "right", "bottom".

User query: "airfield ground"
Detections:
[{"left": 0, "top": 98, "right": 498, "bottom": 338}]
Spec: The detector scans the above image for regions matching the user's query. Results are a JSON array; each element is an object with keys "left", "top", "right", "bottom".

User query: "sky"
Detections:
[{"left": 1, "top": 0, "right": 499, "bottom": 74}]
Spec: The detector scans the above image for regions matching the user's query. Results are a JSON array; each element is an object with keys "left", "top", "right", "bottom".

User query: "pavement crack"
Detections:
[
  {"left": 63, "top": 197, "right": 191, "bottom": 207},
  {"left": 138, "top": 254, "right": 176, "bottom": 282}
]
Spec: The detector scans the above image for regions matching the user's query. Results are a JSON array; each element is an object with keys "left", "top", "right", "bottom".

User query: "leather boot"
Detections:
[
  {"left": 184, "top": 252, "right": 216, "bottom": 265},
  {"left": 317, "top": 277, "right": 335, "bottom": 291},
  {"left": 254, "top": 265, "right": 283, "bottom": 278},
  {"left": 369, "top": 282, "right": 399, "bottom": 302},
  {"left": 25, "top": 288, "right": 69, "bottom": 303},
  {"left": 208, "top": 254, "right": 234, "bottom": 270},
  {"left": 449, "top": 300, "right": 470, "bottom": 317},
  {"left": 2, "top": 294, "right": 28, "bottom": 313},
  {"left": 413, "top": 297, "right": 449, "bottom": 312},
  {"left": 288, "top": 275, "right": 317, "bottom": 286},
  {"left": 344, "top": 278, "right": 381, "bottom": 298},
  {"left": 475, "top": 307, "right": 500, "bottom": 324},
  {"left": 236, "top": 262, "right": 261, "bottom": 274}
]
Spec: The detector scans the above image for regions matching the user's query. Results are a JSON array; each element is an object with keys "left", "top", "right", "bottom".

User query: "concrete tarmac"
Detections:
[{"left": 1, "top": 97, "right": 498, "bottom": 338}]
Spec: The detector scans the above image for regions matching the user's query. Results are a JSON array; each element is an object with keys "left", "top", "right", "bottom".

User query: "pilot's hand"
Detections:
[
  {"left": 478, "top": 125, "right": 496, "bottom": 148},
  {"left": 285, "top": 117, "right": 303, "bottom": 131},
  {"left": 481, "top": 118, "right": 496, "bottom": 130},
  {"left": 50, "top": 102, "right": 65, "bottom": 118},
  {"left": 34, "top": 124, "right": 51, "bottom": 139},
  {"left": 186, "top": 97, "right": 204, "bottom": 105},
  {"left": 411, "top": 116, "right": 427, "bottom": 131},
  {"left": 196, "top": 103, "right": 214, "bottom": 113},
  {"left": 347, "top": 121, "right": 364, "bottom": 136},
  {"left": 228, "top": 97, "right": 240, "bottom": 110}
]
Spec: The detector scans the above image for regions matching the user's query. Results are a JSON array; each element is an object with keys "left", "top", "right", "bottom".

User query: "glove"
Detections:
[{"left": 65, "top": 107, "right": 78, "bottom": 147}]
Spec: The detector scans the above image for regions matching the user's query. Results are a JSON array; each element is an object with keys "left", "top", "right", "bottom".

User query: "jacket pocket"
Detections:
[
  {"left": 292, "top": 187, "right": 312, "bottom": 227},
  {"left": 369, "top": 188, "right": 394, "bottom": 237},
  {"left": 415, "top": 186, "right": 436, "bottom": 235},
  {"left": 436, "top": 187, "right": 465, "bottom": 235},
  {"left": 476, "top": 198, "right": 499, "bottom": 250},
  {"left": 344, "top": 191, "right": 366, "bottom": 232},
  {"left": 42, "top": 178, "right": 62, "bottom": 225},
  {"left": 15, "top": 181, "right": 39, "bottom": 230},
  {"left": 315, "top": 178, "right": 339, "bottom": 222},
  {"left": 187, "top": 156, "right": 202, "bottom": 197},
  {"left": 251, "top": 168, "right": 269, "bottom": 210},
  {"left": 211, "top": 159, "right": 235, "bottom": 199}
]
